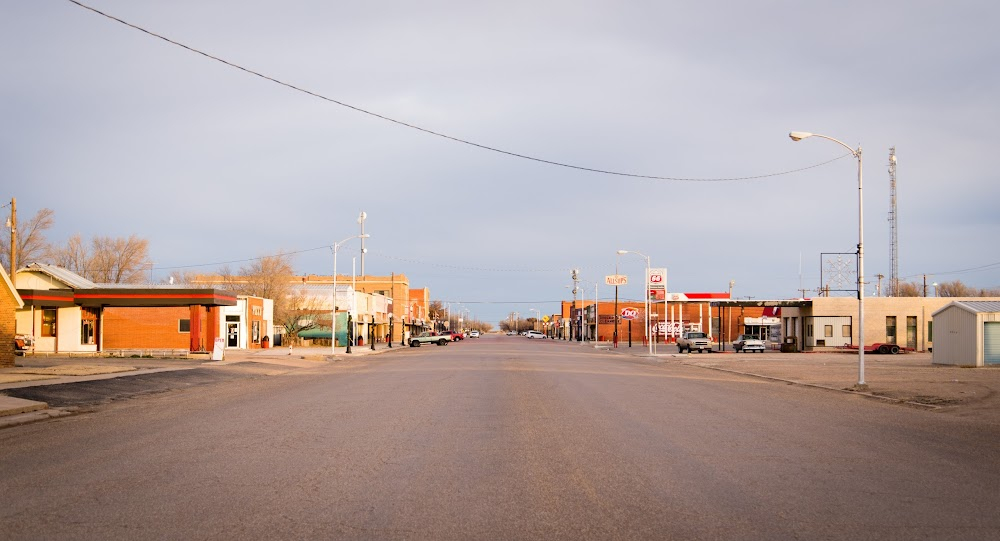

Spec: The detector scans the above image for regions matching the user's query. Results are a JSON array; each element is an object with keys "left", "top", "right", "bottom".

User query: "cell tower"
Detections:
[{"left": 888, "top": 147, "right": 898, "bottom": 296}]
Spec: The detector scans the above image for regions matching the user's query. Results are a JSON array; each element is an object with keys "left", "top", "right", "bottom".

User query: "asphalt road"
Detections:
[{"left": 2, "top": 336, "right": 999, "bottom": 540}]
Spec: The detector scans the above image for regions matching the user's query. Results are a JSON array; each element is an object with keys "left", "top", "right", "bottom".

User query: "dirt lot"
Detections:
[{"left": 676, "top": 350, "right": 1000, "bottom": 420}]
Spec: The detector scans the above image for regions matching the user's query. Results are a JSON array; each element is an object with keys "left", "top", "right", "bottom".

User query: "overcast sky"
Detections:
[{"left": 4, "top": 1, "right": 999, "bottom": 324}]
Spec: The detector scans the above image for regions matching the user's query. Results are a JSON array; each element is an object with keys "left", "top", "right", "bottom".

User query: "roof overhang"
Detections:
[{"left": 17, "top": 288, "right": 238, "bottom": 308}]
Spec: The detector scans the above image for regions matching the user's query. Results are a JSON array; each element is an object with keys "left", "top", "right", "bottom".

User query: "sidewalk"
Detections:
[
  {"left": 0, "top": 343, "right": 398, "bottom": 426},
  {"left": 600, "top": 343, "right": 1000, "bottom": 420}
]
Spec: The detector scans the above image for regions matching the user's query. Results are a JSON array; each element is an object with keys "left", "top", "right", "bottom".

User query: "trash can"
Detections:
[
  {"left": 780, "top": 336, "right": 798, "bottom": 353},
  {"left": 262, "top": 336, "right": 270, "bottom": 349}
]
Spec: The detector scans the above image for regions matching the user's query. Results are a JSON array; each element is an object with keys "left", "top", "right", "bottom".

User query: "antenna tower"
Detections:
[{"left": 888, "top": 147, "right": 898, "bottom": 296}]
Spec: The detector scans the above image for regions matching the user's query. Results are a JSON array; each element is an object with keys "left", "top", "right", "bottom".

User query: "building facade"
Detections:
[{"left": 15, "top": 264, "right": 237, "bottom": 355}]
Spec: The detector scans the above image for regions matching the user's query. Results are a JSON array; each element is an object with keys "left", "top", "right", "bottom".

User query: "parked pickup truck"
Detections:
[
  {"left": 677, "top": 331, "right": 713, "bottom": 353},
  {"left": 408, "top": 331, "right": 452, "bottom": 347}
]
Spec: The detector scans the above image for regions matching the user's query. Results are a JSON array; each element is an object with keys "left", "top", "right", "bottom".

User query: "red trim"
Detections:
[
  {"left": 683, "top": 292, "right": 730, "bottom": 299},
  {"left": 20, "top": 294, "right": 73, "bottom": 302},
  {"left": 74, "top": 293, "right": 236, "bottom": 301}
]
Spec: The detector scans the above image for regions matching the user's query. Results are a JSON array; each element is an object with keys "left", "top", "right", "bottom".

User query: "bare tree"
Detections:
[
  {"left": 224, "top": 253, "right": 294, "bottom": 301},
  {"left": 47, "top": 234, "right": 89, "bottom": 273},
  {"left": 1, "top": 207, "right": 54, "bottom": 273},
  {"left": 275, "top": 286, "right": 324, "bottom": 343},
  {"left": 937, "top": 280, "right": 1000, "bottom": 297},
  {"left": 895, "top": 281, "right": 922, "bottom": 297},
  {"left": 47, "top": 233, "right": 152, "bottom": 283},
  {"left": 161, "top": 270, "right": 200, "bottom": 285},
  {"left": 88, "top": 235, "right": 152, "bottom": 283}
]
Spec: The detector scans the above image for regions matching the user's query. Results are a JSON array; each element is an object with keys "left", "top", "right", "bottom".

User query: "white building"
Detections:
[{"left": 931, "top": 301, "right": 1000, "bottom": 367}]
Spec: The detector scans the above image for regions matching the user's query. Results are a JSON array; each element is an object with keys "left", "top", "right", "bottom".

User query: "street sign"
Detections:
[
  {"left": 620, "top": 307, "right": 639, "bottom": 320},
  {"left": 605, "top": 274, "right": 628, "bottom": 286}
]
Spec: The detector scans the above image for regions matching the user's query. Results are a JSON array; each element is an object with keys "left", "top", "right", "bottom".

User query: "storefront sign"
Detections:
[{"left": 605, "top": 274, "right": 628, "bottom": 286}]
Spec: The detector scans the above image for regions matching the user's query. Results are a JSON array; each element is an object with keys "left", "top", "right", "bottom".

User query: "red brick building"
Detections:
[{"left": 15, "top": 264, "right": 237, "bottom": 355}]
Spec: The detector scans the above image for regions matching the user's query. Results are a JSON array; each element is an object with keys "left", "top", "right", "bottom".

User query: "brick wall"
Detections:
[
  {"left": 103, "top": 306, "right": 211, "bottom": 351},
  {"left": 0, "top": 289, "right": 17, "bottom": 367}
]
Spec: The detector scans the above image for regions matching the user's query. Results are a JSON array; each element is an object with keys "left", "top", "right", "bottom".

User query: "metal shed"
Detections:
[{"left": 931, "top": 301, "right": 1000, "bottom": 367}]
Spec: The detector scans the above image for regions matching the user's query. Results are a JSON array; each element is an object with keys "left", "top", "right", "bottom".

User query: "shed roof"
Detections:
[{"left": 933, "top": 300, "right": 1000, "bottom": 316}]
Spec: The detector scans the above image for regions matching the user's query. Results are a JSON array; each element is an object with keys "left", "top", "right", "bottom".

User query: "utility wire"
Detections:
[{"left": 67, "top": 0, "right": 848, "bottom": 182}]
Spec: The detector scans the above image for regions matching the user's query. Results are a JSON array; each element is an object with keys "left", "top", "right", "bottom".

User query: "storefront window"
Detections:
[
  {"left": 81, "top": 307, "right": 98, "bottom": 345},
  {"left": 41, "top": 309, "right": 57, "bottom": 337}
]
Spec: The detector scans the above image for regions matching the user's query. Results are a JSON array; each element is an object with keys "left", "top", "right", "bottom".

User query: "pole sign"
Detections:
[
  {"left": 647, "top": 268, "right": 667, "bottom": 301},
  {"left": 605, "top": 274, "right": 628, "bottom": 286},
  {"left": 620, "top": 307, "right": 639, "bottom": 320}
]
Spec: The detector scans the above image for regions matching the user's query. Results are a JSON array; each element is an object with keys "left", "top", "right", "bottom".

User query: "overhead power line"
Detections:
[{"left": 67, "top": 0, "right": 848, "bottom": 182}]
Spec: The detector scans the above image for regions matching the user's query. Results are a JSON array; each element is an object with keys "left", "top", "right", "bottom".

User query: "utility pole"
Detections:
[
  {"left": 571, "top": 269, "right": 580, "bottom": 341},
  {"left": 7, "top": 197, "right": 16, "bottom": 281}
]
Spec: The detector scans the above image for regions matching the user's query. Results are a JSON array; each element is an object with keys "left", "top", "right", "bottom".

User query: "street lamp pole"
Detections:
[
  {"left": 357, "top": 211, "right": 367, "bottom": 276},
  {"left": 332, "top": 234, "right": 369, "bottom": 356},
  {"left": 617, "top": 250, "right": 652, "bottom": 356},
  {"left": 790, "top": 131, "right": 866, "bottom": 387}
]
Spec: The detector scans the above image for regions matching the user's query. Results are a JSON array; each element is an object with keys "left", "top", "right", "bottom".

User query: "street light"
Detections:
[
  {"left": 617, "top": 249, "right": 652, "bottom": 356},
  {"left": 789, "top": 131, "right": 866, "bottom": 387},
  {"left": 357, "top": 211, "right": 367, "bottom": 276},
  {"left": 332, "top": 233, "right": 369, "bottom": 355},
  {"left": 529, "top": 308, "right": 540, "bottom": 332}
]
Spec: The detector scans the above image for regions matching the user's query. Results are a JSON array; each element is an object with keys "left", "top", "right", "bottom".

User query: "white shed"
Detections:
[{"left": 931, "top": 301, "right": 1000, "bottom": 367}]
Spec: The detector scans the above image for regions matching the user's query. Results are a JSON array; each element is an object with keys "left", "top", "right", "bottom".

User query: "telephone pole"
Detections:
[{"left": 6, "top": 197, "right": 15, "bottom": 283}]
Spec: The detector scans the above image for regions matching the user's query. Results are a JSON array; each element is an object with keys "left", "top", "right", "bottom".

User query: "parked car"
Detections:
[
  {"left": 732, "top": 334, "right": 766, "bottom": 353},
  {"left": 439, "top": 331, "right": 464, "bottom": 341},
  {"left": 409, "top": 331, "right": 451, "bottom": 347},
  {"left": 469, "top": 330, "right": 481, "bottom": 338},
  {"left": 526, "top": 330, "right": 546, "bottom": 339},
  {"left": 506, "top": 331, "right": 515, "bottom": 336}
]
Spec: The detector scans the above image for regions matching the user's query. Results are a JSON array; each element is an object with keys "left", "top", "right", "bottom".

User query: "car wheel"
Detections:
[
  {"left": 438, "top": 339, "right": 448, "bottom": 346},
  {"left": 410, "top": 340, "right": 420, "bottom": 347}
]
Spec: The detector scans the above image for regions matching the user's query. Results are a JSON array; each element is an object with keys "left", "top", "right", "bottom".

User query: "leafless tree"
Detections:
[
  {"left": 895, "top": 281, "right": 922, "bottom": 297},
  {"left": 223, "top": 253, "right": 294, "bottom": 301},
  {"left": 276, "top": 286, "right": 325, "bottom": 343},
  {"left": 47, "top": 234, "right": 89, "bottom": 272},
  {"left": 1, "top": 207, "right": 54, "bottom": 273},
  {"left": 937, "top": 280, "right": 1000, "bottom": 297},
  {"left": 161, "top": 270, "right": 200, "bottom": 285},
  {"left": 87, "top": 235, "right": 152, "bottom": 283},
  {"left": 46, "top": 233, "right": 152, "bottom": 283}
]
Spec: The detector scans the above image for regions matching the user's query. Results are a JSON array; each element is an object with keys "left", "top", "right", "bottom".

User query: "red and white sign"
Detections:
[
  {"left": 620, "top": 307, "right": 640, "bottom": 320},
  {"left": 647, "top": 268, "right": 667, "bottom": 290}
]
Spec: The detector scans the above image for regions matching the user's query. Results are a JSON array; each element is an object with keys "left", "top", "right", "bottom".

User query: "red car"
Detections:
[{"left": 439, "top": 331, "right": 465, "bottom": 341}]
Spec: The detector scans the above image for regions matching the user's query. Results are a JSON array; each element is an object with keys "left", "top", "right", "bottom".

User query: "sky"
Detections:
[{"left": 4, "top": 0, "right": 999, "bottom": 325}]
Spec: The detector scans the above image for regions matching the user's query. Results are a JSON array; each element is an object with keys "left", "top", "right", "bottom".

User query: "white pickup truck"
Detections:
[{"left": 677, "top": 331, "right": 713, "bottom": 353}]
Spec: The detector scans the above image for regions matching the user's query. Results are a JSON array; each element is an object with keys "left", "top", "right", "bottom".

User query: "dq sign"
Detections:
[{"left": 620, "top": 307, "right": 640, "bottom": 320}]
